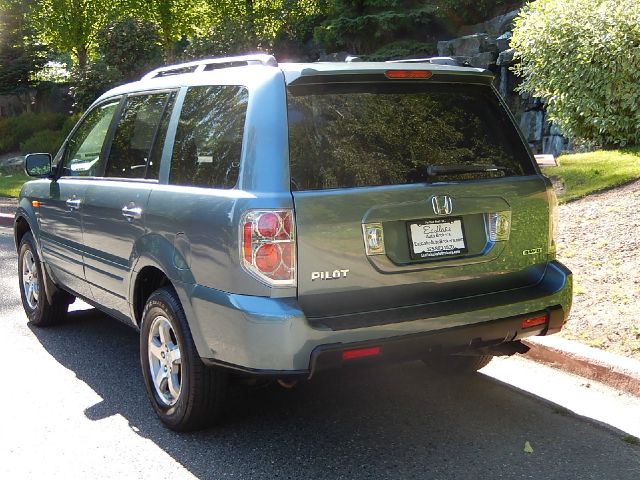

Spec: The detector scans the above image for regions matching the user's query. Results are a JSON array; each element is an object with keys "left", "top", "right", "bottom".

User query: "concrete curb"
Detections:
[
  {"left": 524, "top": 336, "right": 640, "bottom": 397},
  {"left": 0, "top": 213, "right": 13, "bottom": 228}
]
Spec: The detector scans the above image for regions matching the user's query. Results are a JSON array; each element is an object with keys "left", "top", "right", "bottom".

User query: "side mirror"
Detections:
[{"left": 25, "top": 153, "right": 52, "bottom": 178}]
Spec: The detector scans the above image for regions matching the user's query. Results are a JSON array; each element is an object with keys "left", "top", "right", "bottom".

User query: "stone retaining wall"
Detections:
[{"left": 437, "top": 10, "right": 570, "bottom": 156}]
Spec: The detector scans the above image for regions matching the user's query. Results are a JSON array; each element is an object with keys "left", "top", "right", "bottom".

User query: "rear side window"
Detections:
[
  {"left": 287, "top": 83, "right": 535, "bottom": 191},
  {"left": 105, "top": 92, "right": 175, "bottom": 179},
  {"left": 169, "top": 85, "right": 248, "bottom": 189}
]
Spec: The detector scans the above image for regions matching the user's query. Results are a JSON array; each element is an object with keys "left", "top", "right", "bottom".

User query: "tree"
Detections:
[
  {"left": 314, "top": 0, "right": 438, "bottom": 56},
  {"left": 511, "top": 0, "right": 640, "bottom": 146},
  {"left": 128, "top": 0, "right": 210, "bottom": 62},
  {"left": 186, "top": 1, "right": 324, "bottom": 60},
  {"left": 0, "top": 0, "right": 47, "bottom": 110},
  {"left": 98, "top": 18, "right": 163, "bottom": 82},
  {"left": 36, "top": 0, "right": 117, "bottom": 69},
  {"left": 71, "top": 18, "right": 164, "bottom": 110}
]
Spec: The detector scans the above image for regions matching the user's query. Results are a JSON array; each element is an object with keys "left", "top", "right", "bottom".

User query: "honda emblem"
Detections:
[{"left": 431, "top": 195, "right": 453, "bottom": 215}]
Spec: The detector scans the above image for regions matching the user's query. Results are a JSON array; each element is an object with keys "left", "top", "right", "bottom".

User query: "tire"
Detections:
[
  {"left": 140, "top": 287, "right": 228, "bottom": 431},
  {"left": 18, "top": 232, "right": 71, "bottom": 326},
  {"left": 423, "top": 354, "right": 493, "bottom": 375}
]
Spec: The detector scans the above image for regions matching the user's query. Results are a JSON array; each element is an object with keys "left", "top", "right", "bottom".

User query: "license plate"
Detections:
[{"left": 408, "top": 218, "right": 467, "bottom": 259}]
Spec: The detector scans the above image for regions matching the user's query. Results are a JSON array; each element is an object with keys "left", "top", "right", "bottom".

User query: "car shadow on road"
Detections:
[{"left": 31, "top": 309, "right": 640, "bottom": 480}]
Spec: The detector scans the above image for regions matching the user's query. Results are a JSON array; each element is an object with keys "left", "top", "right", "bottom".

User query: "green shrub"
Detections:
[
  {"left": 20, "top": 129, "right": 64, "bottom": 155},
  {"left": 364, "top": 41, "right": 436, "bottom": 61},
  {"left": 12, "top": 111, "right": 66, "bottom": 140},
  {"left": 0, "top": 112, "right": 66, "bottom": 154},
  {"left": 511, "top": 0, "right": 640, "bottom": 146}
]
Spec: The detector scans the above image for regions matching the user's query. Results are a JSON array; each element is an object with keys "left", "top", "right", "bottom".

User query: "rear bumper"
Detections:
[
  {"left": 308, "top": 307, "right": 564, "bottom": 377},
  {"left": 180, "top": 261, "right": 572, "bottom": 376}
]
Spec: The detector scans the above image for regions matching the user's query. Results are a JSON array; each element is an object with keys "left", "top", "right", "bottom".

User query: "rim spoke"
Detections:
[
  {"left": 167, "top": 374, "right": 180, "bottom": 399},
  {"left": 148, "top": 339, "right": 164, "bottom": 362},
  {"left": 27, "top": 254, "right": 35, "bottom": 273},
  {"left": 154, "top": 366, "right": 167, "bottom": 390},
  {"left": 158, "top": 322, "right": 171, "bottom": 347},
  {"left": 168, "top": 345, "right": 181, "bottom": 365}
]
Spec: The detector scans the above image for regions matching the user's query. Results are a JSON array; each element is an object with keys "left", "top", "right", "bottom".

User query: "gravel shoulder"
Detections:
[
  {"left": 556, "top": 179, "right": 640, "bottom": 360},
  {"left": 0, "top": 197, "right": 17, "bottom": 215}
]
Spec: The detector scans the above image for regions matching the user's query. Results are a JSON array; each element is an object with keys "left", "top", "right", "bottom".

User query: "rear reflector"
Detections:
[
  {"left": 521, "top": 315, "right": 548, "bottom": 329},
  {"left": 385, "top": 70, "right": 433, "bottom": 79},
  {"left": 342, "top": 346, "right": 381, "bottom": 361}
]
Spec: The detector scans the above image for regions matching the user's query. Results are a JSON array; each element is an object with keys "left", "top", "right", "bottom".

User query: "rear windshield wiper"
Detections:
[{"left": 425, "top": 164, "right": 506, "bottom": 176}]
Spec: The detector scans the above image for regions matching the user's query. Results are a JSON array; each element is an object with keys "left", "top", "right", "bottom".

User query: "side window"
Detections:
[
  {"left": 105, "top": 92, "right": 175, "bottom": 179},
  {"left": 169, "top": 85, "right": 248, "bottom": 189},
  {"left": 62, "top": 100, "right": 120, "bottom": 177}
]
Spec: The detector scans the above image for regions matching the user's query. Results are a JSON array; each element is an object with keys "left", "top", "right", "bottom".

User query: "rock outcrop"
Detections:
[{"left": 437, "top": 10, "right": 570, "bottom": 156}]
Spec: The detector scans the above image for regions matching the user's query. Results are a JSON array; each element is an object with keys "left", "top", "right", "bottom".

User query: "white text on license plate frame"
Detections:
[{"left": 408, "top": 218, "right": 467, "bottom": 259}]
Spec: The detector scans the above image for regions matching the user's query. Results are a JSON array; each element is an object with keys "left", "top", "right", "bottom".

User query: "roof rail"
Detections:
[
  {"left": 386, "top": 56, "right": 470, "bottom": 67},
  {"left": 141, "top": 54, "right": 278, "bottom": 80}
]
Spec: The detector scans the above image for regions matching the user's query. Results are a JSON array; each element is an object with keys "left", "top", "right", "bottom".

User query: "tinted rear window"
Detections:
[{"left": 287, "top": 83, "right": 535, "bottom": 191}]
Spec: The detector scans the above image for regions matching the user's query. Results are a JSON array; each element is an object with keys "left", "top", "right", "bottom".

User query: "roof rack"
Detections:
[
  {"left": 386, "top": 56, "right": 470, "bottom": 67},
  {"left": 141, "top": 54, "right": 278, "bottom": 80}
]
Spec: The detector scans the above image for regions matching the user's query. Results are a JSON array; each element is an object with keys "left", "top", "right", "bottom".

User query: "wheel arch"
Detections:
[
  {"left": 129, "top": 232, "right": 197, "bottom": 327},
  {"left": 14, "top": 215, "right": 31, "bottom": 250},
  {"left": 131, "top": 264, "right": 173, "bottom": 328}
]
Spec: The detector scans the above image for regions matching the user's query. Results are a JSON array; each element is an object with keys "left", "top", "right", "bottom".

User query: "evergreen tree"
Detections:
[{"left": 314, "top": 0, "right": 439, "bottom": 56}]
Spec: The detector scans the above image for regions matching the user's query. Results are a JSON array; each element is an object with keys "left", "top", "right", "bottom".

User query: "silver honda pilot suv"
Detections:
[{"left": 14, "top": 54, "right": 572, "bottom": 431}]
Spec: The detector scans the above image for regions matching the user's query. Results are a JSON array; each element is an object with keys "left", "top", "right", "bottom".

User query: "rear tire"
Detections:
[
  {"left": 18, "top": 232, "right": 71, "bottom": 326},
  {"left": 423, "top": 354, "right": 493, "bottom": 375},
  {"left": 140, "top": 287, "right": 228, "bottom": 431}
]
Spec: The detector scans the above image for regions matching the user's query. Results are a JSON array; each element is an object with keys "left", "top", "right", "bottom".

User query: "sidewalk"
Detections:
[{"left": 524, "top": 335, "right": 640, "bottom": 397}]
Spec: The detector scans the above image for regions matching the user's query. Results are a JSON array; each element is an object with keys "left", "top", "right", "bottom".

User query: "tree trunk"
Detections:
[
  {"left": 76, "top": 46, "right": 88, "bottom": 71},
  {"left": 163, "top": 39, "right": 174, "bottom": 64},
  {"left": 245, "top": 0, "right": 255, "bottom": 44}
]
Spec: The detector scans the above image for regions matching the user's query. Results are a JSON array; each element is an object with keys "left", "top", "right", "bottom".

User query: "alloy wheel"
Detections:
[
  {"left": 21, "top": 250, "right": 39, "bottom": 310},
  {"left": 147, "top": 315, "right": 183, "bottom": 407}
]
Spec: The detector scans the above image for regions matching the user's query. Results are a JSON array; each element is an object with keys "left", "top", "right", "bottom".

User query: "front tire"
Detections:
[
  {"left": 423, "top": 354, "right": 493, "bottom": 375},
  {"left": 140, "top": 287, "right": 228, "bottom": 431},
  {"left": 18, "top": 232, "right": 71, "bottom": 326}
]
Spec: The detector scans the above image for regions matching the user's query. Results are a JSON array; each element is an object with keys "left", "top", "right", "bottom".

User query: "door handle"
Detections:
[
  {"left": 122, "top": 203, "right": 143, "bottom": 221},
  {"left": 66, "top": 197, "right": 81, "bottom": 210}
]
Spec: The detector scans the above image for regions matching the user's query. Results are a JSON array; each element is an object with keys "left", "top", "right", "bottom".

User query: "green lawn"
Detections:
[
  {"left": 545, "top": 148, "right": 640, "bottom": 203},
  {"left": 0, "top": 167, "right": 30, "bottom": 198}
]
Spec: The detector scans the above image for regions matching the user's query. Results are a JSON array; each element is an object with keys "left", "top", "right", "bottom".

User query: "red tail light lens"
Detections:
[
  {"left": 241, "top": 210, "right": 296, "bottom": 286},
  {"left": 385, "top": 70, "right": 433, "bottom": 79},
  {"left": 257, "top": 212, "right": 279, "bottom": 238}
]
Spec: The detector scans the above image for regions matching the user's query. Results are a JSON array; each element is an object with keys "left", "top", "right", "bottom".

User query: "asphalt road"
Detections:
[{"left": 1, "top": 228, "right": 639, "bottom": 480}]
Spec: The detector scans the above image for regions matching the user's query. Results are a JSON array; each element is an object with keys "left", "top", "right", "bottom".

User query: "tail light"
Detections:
[
  {"left": 241, "top": 210, "right": 296, "bottom": 286},
  {"left": 385, "top": 70, "right": 433, "bottom": 79}
]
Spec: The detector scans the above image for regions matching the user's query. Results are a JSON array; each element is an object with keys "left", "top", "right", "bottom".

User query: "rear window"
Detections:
[{"left": 287, "top": 83, "right": 535, "bottom": 191}]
